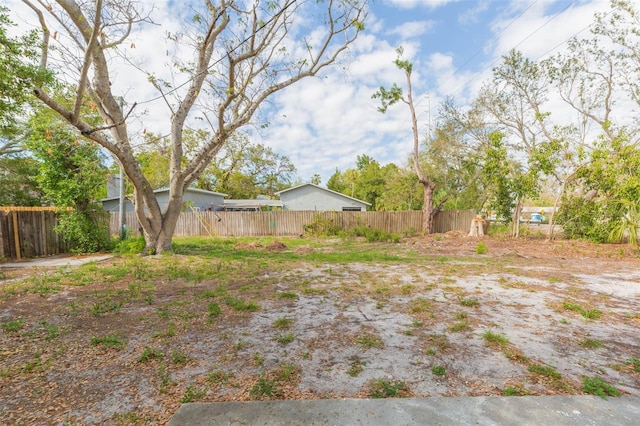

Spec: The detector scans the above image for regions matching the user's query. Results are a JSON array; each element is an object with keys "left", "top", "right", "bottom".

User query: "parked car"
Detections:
[{"left": 529, "top": 213, "right": 542, "bottom": 225}]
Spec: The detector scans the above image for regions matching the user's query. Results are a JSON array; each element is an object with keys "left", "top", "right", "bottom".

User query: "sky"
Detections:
[{"left": 7, "top": 0, "right": 614, "bottom": 186}]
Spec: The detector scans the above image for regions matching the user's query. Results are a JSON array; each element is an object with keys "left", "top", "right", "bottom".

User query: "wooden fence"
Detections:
[
  {"left": 0, "top": 207, "right": 67, "bottom": 260},
  {"left": 110, "top": 209, "right": 476, "bottom": 238}
]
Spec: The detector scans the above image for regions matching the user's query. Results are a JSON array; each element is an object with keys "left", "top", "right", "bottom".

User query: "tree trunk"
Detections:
[
  {"left": 511, "top": 198, "right": 522, "bottom": 238},
  {"left": 422, "top": 181, "right": 435, "bottom": 233}
]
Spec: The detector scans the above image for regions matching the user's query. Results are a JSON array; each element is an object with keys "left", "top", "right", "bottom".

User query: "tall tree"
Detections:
[
  {"left": 373, "top": 47, "right": 435, "bottom": 231},
  {"left": 23, "top": 0, "right": 367, "bottom": 254}
]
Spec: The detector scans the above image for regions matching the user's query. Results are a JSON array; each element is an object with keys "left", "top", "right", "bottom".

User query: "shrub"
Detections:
[{"left": 303, "top": 215, "right": 342, "bottom": 237}]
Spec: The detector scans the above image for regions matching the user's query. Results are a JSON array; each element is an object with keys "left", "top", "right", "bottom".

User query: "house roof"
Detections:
[
  {"left": 223, "top": 199, "right": 283, "bottom": 208},
  {"left": 101, "top": 187, "right": 227, "bottom": 202},
  {"left": 275, "top": 183, "right": 371, "bottom": 206}
]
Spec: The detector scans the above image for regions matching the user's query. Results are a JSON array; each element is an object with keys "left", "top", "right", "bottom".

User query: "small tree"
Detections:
[{"left": 373, "top": 48, "right": 435, "bottom": 232}]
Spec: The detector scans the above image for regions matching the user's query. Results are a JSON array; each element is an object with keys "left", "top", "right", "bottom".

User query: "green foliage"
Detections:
[
  {"left": 476, "top": 241, "right": 488, "bottom": 254},
  {"left": 250, "top": 376, "right": 282, "bottom": 399},
  {"left": 582, "top": 376, "right": 620, "bottom": 398},
  {"left": 303, "top": 215, "right": 342, "bottom": 237},
  {"left": 56, "top": 208, "right": 111, "bottom": 254},
  {"left": 557, "top": 138, "right": 640, "bottom": 245},
  {"left": 224, "top": 297, "right": 259, "bottom": 312},
  {"left": 274, "top": 332, "right": 294, "bottom": 345},
  {"left": 431, "top": 365, "right": 446, "bottom": 376},
  {"left": 482, "top": 330, "right": 509, "bottom": 347},
  {"left": 90, "top": 335, "right": 126, "bottom": 350},
  {"left": 207, "top": 302, "right": 222, "bottom": 317},
  {"left": 368, "top": 379, "right": 409, "bottom": 398},
  {"left": 138, "top": 347, "right": 164, "bottom": 362},
  {"left": 113, "top": 237, "right": 146, "bottom": 254},
  {"left": 0, "top": 7, "right": 52, "bottom": 139},
  {"left": 528, "top": 364, "right": 561, "bottom": 379},
  {"left": 624, "top": 357, "right": 640, "bottom": 373},
  {"left": 181, "top": 384, "right": 207, "bottom": 403},
  {"left": 1, "top": 317, "right": 25, "bottom": 333}
]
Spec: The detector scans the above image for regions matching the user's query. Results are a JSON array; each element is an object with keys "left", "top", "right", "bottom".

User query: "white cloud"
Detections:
[
  {"left": 387, "top": 20, "right": 436, "bottom": 39},
  {"left": 385, "top": 0, "right": 460, "bottom": 10}
]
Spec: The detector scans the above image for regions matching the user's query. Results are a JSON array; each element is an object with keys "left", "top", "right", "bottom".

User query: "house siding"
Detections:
[
  {"left": 101, "top": 189, "right": 225, "bottom": 213},
  {"left": 279, "top": 185, "right": 367, "bottom": 211}
]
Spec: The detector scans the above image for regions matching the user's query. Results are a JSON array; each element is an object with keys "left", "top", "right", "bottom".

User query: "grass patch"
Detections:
[
  {"left": 448, "top": 320, "right": 471, "bottom": 333},
  {"left": 408, "top": 297, "right": 431, "bottom": 313},
  {"left": 347, "top": 357, "right": 366, "bottom": 377},
  {"left": 356, "top": 332, "right": 384, "bottom": 349},
  {"left": 272, "top": 317, "right": 294, "bottom": 330},
  {"left": 181, "top": 384, "right": 208, "bottom": 403},
  {"left": 431, "top": 365, "right": 446, "bottom": 376},
  {"left": 579, "top": 338, "right": 603, "bottom": 349},
  {"left": 91, "top": 297, "right": 123, "bottom": 316},
  {"left": 528, "top": 363, "right": 561, "bottom": 379},
  {"left": 138, "top": 347, "right": 163, "bottom": 362},
  {"left": 277, "top": 291, "right": 298, "bottom": 300},
  {"left": 503, "top": 385, "right": 530, "bottom": 396},
  {"left": 207, "top": 369, "right": 235, "bottom": 386},
  {"left": 483, "top": 330, "right": 509, "bottom": 347},
  {"left": 250, "top": 376, "right": 283, "bottom": 399},
  {"left": 90, "top": 335, "right": 126, "bottom": 350},
  {"left": 624, "top": 357, "right": 640, "bottom": 373},
  {"left": 368, "top": 379, "right": 410, "bottom": 398},
  {"left": 582, "top": 376, "right": 620, "bottom": 398},
  {"left": 274, "top": 332, "right": 295, "bottom": 345},
  {"left": 562, "top": 301, "right": 602, "bottom": 320},
  {"left": 224, "top": 297, "right": 259, "bottom": 312},
  {"left": 459, "top": 298, "right": 479, "bottom": 307},
  {"left": 1, "top": 317, "right": 25, "bottom": 333},
  {"left": 207, "top": 302, "right": 222, "bottom": 318}
]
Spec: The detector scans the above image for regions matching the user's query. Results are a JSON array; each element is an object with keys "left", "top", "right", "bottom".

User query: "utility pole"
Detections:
[{"left": 117, "top": 97, "right": 126, "bottom": 240}]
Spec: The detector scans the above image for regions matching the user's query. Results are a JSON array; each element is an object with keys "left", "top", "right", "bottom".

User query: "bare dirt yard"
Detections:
[{"left": 1, "top": 232, "right": 639, "bottom": 425}]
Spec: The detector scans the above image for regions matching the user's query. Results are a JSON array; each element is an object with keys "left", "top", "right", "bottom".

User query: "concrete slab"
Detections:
[
  {"left": 0, "top": 254, "right": 113, "bottom": 269},
  {"left": 168, "top": 396, "right": 640, "bottom": 425}
]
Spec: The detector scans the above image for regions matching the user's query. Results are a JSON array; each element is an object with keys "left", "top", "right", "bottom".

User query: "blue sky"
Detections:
[
  {"left": 263, "top": 0, "right": 611, "bottom": 184},
  {"left": 7, "top": 0, "right": 613, "bottom": 186}
]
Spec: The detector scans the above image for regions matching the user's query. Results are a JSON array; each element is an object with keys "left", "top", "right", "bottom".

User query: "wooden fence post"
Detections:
[
  {"left": 12, "top": 211, "right": 21, "bottom": 259},
  {"left": 0, "top": 212, "right": 4, "bottom": 258}
]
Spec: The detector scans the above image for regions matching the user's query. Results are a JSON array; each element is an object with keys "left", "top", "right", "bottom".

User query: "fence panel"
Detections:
[
  {"left": 109, "top": 210, "right": 474, "bottom": 238},
  {"left": 0, "top": 208, "right": 67, "bottom": 259}
]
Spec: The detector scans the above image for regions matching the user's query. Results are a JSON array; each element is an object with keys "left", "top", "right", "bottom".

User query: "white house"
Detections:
[{"left": 275, "top": 183, "right": 370, "bottom": 211}]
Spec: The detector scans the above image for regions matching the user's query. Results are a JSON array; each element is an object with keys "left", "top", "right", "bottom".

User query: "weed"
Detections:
[
  {"left": 579, "top": 338, "right": 603, "bottom": 349},
  {"left": 431, "top": 365, "right": 446, "bottom": 376},
  {"left": 139, "top": 347, "right": 163, "bottom": 362},
  {"left": 207, "top": 369, "right": 235, "bottom": 386},
  {"left": 152, "top": 322, "right": 177, "bottom": 339},
  {"left": 528, "top": 363, "right": 561, "bottom": 379},
  {"left": 582, "top": 376, "right": 620, "bottom": 398},
  {"left": 91, "top": 297, "right": 123, "bottom": 316},
  {"left": 181, "top": 384, "right": 208, "bottom": 403},
  {"left": 347, "top": 358, "right": 366, "bottom": 377},
  {"left": 624, "top": 357, "right": 640, "bottom": 372},
  {"left": 250, "top": 376, "right": 282, "bottom": 399},
  {"left": 369, "top": 379, "right": 410, "bottom": 398},
  {"left": 455, "top": 311, "right": 468, "bottom": 320},
  {"left": 448, "top": 320, "right": 471, "bottom": 333},
  {"left": 208, "top": 302, "right": 222, "bottom": 317},
  {"left": 476, "top": 241, "right": 488, "bottom": 254},
  {"left": 356, "top": 332, "right": 384, "bottom": 349},
  {"left": 157, "top": 363, "right": 174, "bottom": 393},
  {"left": 460, "top": 298, "right": 479, "bottom": 307},
  {"left": 408, "top": 297, "right": 431, "bottom": 313},
  {"left": 277, "top": 292, "right": 298, "bottom": 300},
  {"left": 272, "top": 317, "right": 294, "bottom": 330},
  {"left": 275, "top": 332, "right": 295, "bottom": 345},
  {"left": 275, "top": 363, "right": 300, "bottom": 383},
  {"left": 581, "top": 309, "right": 602, "bottom": 320},
  {"left": 90, "top": 335, "right": 126, "bottom": 350},
  {"left": 483, "top": 330, "right": 509, "bottom": 347},
  {"left": 22, "top": 352, "right": 43, "bottom": 373},
  {"left": 503, "top": 385, "right": 530, "bottom": 396},
  {"left": 1, "top": 318, "right": 25, "bottom": 333},
  {"left": 171, "top": 351, "right": 188, "bottom": 364},
  {"left": 426, "top": 348, "right": 436, "bottom": 356},
  {"left": 426, "top": 334, "right": 450, "bottom": 352},
  {"left": 225, "top": 297, "right": 259, "bottom": 312},
  {"left": 253, "top": 352, "right": 265, "bottom": 366},
  {"left": 234, "top": 339, "right": 248, "bottom": 351}
]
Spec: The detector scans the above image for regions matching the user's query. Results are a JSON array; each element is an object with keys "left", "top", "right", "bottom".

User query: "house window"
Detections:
[{"left": 342, "top": 207, "right": 361, "bottom": 211}]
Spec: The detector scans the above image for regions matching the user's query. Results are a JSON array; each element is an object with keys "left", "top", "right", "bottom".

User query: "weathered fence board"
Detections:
[
  {"left": 110, "top": 210, "right": 475, "bottom": 238},
  {"left": 0, "top": 208, "right": 67, "bottom": 259}
]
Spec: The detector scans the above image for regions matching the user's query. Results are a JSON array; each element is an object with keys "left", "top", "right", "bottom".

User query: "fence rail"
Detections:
[
  {"left": 0, "top": 208, "right": 67, "bottom": 259},
  {"left": 110, "top": 210, "right": 476, "bottom": 238}
]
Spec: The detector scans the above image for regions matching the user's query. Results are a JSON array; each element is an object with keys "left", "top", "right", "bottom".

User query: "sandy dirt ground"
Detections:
[{"left": 1, "top": 233, "right": 639, "bottom": 425}]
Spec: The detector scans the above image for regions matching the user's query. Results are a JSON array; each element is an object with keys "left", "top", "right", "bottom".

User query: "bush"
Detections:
[
  {"left": 113, "top": 236, "right": 146, "bottom": 254},
  {"left": 56, "top": 207, "right": 111, "bottom": 253},
  {"left": 303, "top": 215, "right": 342, "bottom": 237}
]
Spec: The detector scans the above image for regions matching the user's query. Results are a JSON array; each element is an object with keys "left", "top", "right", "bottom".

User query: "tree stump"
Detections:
[{"left": 468, "top": 215, "right": 487, "bottom": 237}]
